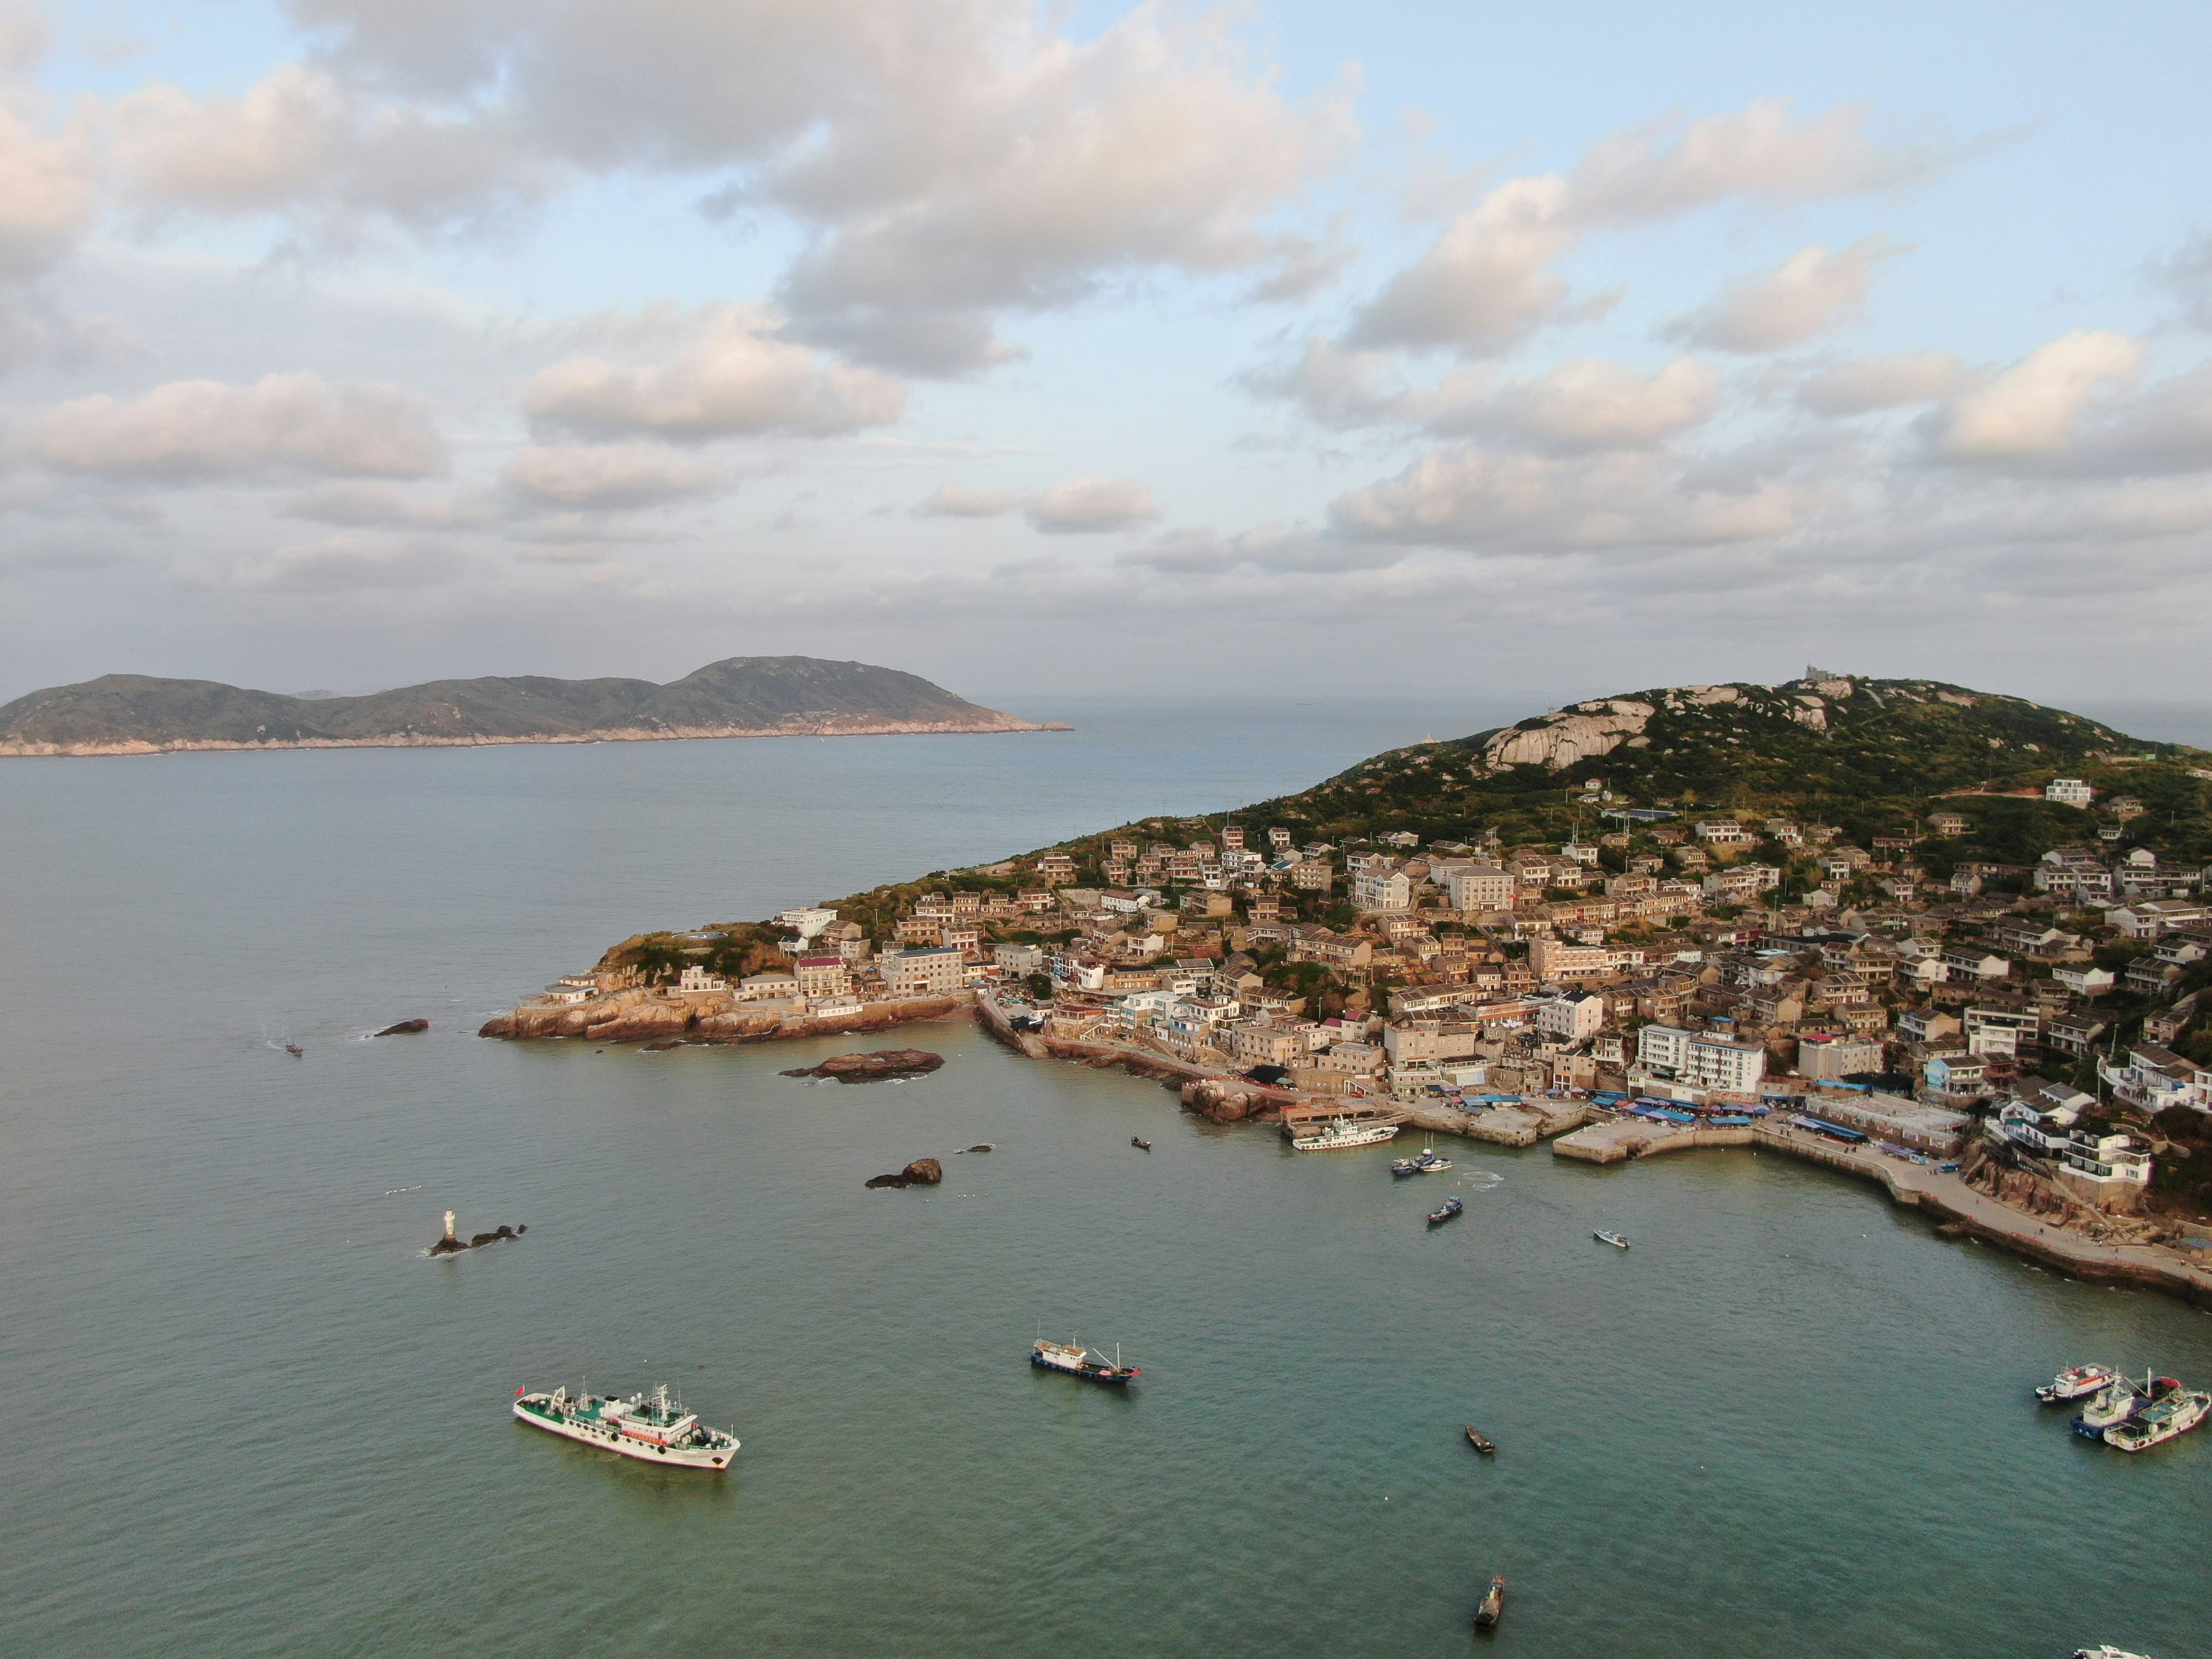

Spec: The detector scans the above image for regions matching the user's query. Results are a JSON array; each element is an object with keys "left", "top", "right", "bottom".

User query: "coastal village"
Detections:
[{"left": 493, "top": 735, "right": 2212, "bottom": 1285}]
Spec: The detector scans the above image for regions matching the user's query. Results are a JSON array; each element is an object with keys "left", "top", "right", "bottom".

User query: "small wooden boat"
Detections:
[
  {"left": 1594, "top": 1229, "right": 1629, "bottom": 1249},
  {"left": 1464, "top": 1425, "right": 1495, "bottom": 1454},
  {"left": 1474, "top": 1574, "right": 1505, "bottom": 1632},
  {"left": 1131, "top": 1136, "right": 1151, "bottom": 1151},
  {"left": 285, "top": 1044, "right": 304, "bottom": 1057},
  {"left": 1427, "top": 1197, "right": 1463, "bottom": 1225}
]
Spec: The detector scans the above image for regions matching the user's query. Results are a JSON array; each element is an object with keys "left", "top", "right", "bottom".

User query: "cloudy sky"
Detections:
[{"left": 3, "top": 0, "right": 2209, "bottom": 711}]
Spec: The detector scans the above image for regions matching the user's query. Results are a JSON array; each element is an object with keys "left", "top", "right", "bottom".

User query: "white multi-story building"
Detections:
[
  {"left": 1534, "top": 988, "right": 1606, "bottom": 1042},
  {"left": 1636, "top": 1024, "right": 1766, "bottom": 1094},
  {"left": 1796, "top": 1034, "right": 1884, "bottom": 1081},
  {"left": 884, "top": 947, "right": 967, "bottom": 998},
  {"left": 2044, "top": 778, "right": 2094, "bottom": 806},
  {"left": 1438, "top": 863, "right": 1515, "bottom": 911},
  {"left": 1964, "top": 1005, "right": 2039, "bottom": 1060},
  {"left": 1352, "top": 863, "right": 1415, "bottom": 911}
]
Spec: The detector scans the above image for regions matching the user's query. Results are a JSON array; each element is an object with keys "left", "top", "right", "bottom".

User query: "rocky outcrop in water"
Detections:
[
  {"left": 429, "top": 1220, "right": 526, "bottom": 1255},
  {"left": 864, "top": 1157, "right": 945, "bottom": 1190},
  {"left": 374, "top": 1019, "right": 429, "bottom": 1036},
  {"left": 782, "top": 1048, "right": 944, "bottom": 1083}
]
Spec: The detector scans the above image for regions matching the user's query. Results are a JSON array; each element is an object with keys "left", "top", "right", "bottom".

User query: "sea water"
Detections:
[{"left": 1, "top": 699, "right": 2205, "bottom": 1658}]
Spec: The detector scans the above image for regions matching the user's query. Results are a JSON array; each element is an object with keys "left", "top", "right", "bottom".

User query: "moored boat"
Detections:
[
  {"left": 2037, "top": 1363, "right": 2119, "bottom": 1403},
  {"left": 1031, "top": 1337, "right": 1139, "bottom": 1385},
  {"left": 1414, "top": 1147, "right": 1454, "bottom": 1173},
  {"left": 1428, "top": 1197, "right": 1464, "bottom": 1225},
  {"left": 1131, "top": 1136, "right": 1151, "bottom": 1150},
  {"left": 2072, "top": 1373, "right": 2180, "bottom": 1437},
  {"left": 1464, "top": 1425, "right": 1495, "bottom": 1454},
  {"left": 1291, "top": 1116, "right": 1400, "bottom": 1151},
  {"left": 2103, "top": 1389, "right": 2210, "bottom": 1452},
  {"left": 513, "top": 1383, "right": 739, "bottom": 1469},
  {"left": 1594, "top": 1229, "right": 1630, "bottom": 1249},
  {"left": 1390, "top": 1156, "right": 1422, "bottom": 1177},
  {"left": 1474, "top": 1574, "right": 1505, "bottom": 1632}
]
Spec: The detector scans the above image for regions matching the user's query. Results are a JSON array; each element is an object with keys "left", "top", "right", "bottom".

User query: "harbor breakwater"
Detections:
[{"left": 1556, "top": 1117, "right": 2212, "bottom": 1311}]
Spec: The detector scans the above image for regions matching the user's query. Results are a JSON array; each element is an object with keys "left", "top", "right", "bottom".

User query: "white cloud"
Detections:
[
  {"left": 1025, "top": 476, "right": 1157, "bottom": 533},
  {"left": 1668, "top": 238, "right": 1901, "bottom": 353},
  {"left": 164, "top": 2, "right": 1350, "bottom": 371},
  {"left": 919, "top": 483, "right": 1018, "bottom": 517},
  {"left": 110, "top": 62, "right": 554, "bottom": 242},
  {"left": 276, "top": 480, "right": 501, "bottom": 526},
  {"left": 1796, "top": 350, "right": 1963, "bottom": 414},
  {"left": 0, "top": 100, "right": 93, "bottom": 276},
  {"left": 30, "top": 373, "right": 446, "bottom": 479},
  {"left": 1327, "top": 444, "right": 1797, "bottom": 552},
  {"left": 1461, "top": 357, "right": 1720, "bottom": 450},
  {"left": 524, "top": 304, "right": 904, "bottom": 441},
  {"left": 1244, "top": 343, "right": 1718, "bottom": 448},
  {"left": 204, "top": 533, "right": 466, "bottom": 592},
  {"left": 1349, "top": 100, "right": 1945, "bottom": 353},
  {"left": 501, "top": 442, "right": 722, "bottom": 508},
  {"left": 1933, "top": 330, "right": 2144, "bottom": 461}
]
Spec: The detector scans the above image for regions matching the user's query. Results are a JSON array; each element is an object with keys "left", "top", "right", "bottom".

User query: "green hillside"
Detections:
[
  {"left": 1043, "top": 674, "right": 2212, "bottom": 874},
  {"left": 0, "top": 656, "right": 1038, "bottom": 753}
]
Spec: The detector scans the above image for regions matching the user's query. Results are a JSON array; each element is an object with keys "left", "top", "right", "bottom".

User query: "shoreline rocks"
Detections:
[
  {"left": 781, "top": 1048, "right": 944, "bottom": 1083},
  {"left": 374, "top": 1019, "right": 429, "bottom": 1036},
  {"left": 478, "top": 994, "right": 966, "bottom": 1044}
]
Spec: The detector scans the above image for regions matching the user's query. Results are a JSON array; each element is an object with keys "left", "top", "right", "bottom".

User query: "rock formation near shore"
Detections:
[
  {"left": 781, "top": 1048, "right": 944, "bottom": 1083},
  {"left": 480, "top": 993, "right": 964, "bottom": 1044},
  {"left": 374, "top": 1019, "right": 429, "bottom": 1036}
]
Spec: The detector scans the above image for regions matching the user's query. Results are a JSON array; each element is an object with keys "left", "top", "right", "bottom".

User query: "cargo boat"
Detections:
[
  {"left": 1031, "top": 1338, "right": 1139, "bottom": 1385},
  {"left": 513, "top": 1384, "right": 739, "bottom": 1469}
]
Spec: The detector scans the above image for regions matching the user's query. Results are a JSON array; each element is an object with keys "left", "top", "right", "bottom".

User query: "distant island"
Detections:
[{"left": 0, "top": 656, "right": 1066, "bottom": 757}]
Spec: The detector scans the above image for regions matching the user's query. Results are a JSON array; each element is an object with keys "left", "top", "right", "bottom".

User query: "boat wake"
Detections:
[
  {"left": 1459, "top": 1171, "right": 1505, "bottom": 1191},
  {"left": 383, "top": 1185, "right": 423, "bottom": 1196}
]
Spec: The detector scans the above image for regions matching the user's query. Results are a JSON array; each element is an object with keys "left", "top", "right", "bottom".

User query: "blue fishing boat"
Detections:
[{"left": 1427, "top": 1197, "right": 1463, "bottom": 1225}]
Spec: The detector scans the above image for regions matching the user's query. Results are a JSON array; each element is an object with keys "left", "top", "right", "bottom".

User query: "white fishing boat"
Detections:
[
  {"left": 1291, "top": 1116, "right": 1400, "bottom": 1151},
  {"left": 2036, "top": 1363, "right": 2119, "bottom": 1403},
  {"left": 513, "top": 1383, "right": 739, "bottom": 1469},
  {"left": 1413, "top": 1146, "right": 1453, "bottom": 1173},
  {"left": 2104, "top": 1389, "right": 2211, "bottom": 1453},
  {"left": 1030, "top": 1337, "right": 1139, "bottom": 1384},
  {"left": 1593, "top": 1229, "right": 1630, "bottom": 1250}
]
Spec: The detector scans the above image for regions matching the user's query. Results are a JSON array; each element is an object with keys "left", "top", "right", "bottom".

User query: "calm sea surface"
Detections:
[{"left": 2, "top": 698, "right": 2206, "bottom": 1659}]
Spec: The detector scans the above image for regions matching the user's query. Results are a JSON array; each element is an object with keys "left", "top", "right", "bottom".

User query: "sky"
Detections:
[{"left": 2, "top": 0, "right": 2209, "bottom": 716}]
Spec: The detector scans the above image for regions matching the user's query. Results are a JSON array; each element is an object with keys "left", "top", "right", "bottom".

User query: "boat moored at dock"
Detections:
[
  {"left": 1291, "top": 1116, "right": 1400, "bottom": 1151},
  {"left": 2072, "top": 1373, "right": 2180, "bottom": 1437},
  {"left": 2103, "top": 1389, "right": 2210, "bottom": 1452},
  {"left": 2037, "top": 1363, "right": 2119, "bottom": 1403},
  {"left": 513, "top": 1384, "right": 739, "bottom": 1469},
  {"left": 1030, "top": 1337, "right": 1139, "bottom": 1385}
]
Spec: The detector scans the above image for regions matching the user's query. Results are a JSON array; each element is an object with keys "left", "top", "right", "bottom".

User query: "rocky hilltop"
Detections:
[
  {"left": 1251, "top": 670, "right": 2209, "bottom": 862},
  {"left": 0, "top": 655, "right": 1060, "bottom": 757}
]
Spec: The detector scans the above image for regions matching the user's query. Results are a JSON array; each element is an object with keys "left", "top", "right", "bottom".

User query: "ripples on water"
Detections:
[{"left": 0, "top": 708, "right": 2205, "bottom": 1658}]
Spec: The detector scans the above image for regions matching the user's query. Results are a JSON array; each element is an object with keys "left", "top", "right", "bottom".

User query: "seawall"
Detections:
[{"left": 1553, "top": 1117, "right": 2212, "bottom": 1311}]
